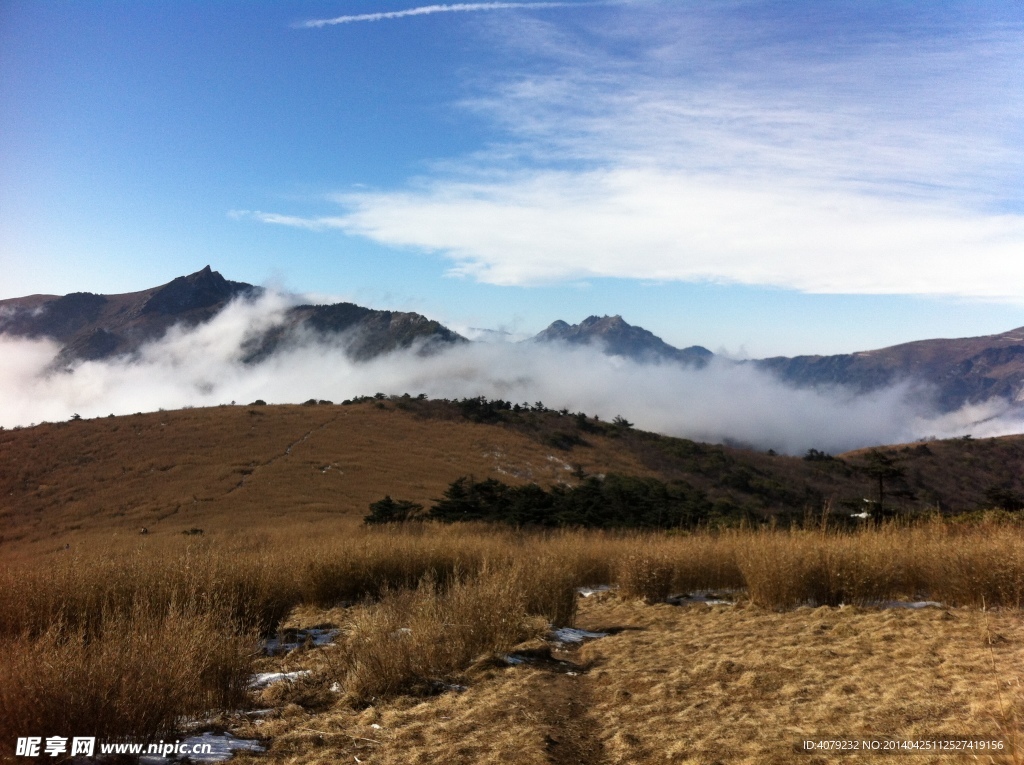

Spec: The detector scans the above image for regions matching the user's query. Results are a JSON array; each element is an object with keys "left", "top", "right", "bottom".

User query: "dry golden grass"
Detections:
[
  {"left": 0, "top": 600, "right": 257, "bottom": 760},
  {"left": 0, "top": 403, "right": 656, "bottom": 555},
  {"left": 334, "top": 567, "right": 547, "bottom": 705},
  {"left": 2, "top": 490, "right": 1024, "bottom": 763},
  {"left": 736, "top": 521, "right": 1024, "bottom": 609},
  {"left": 227, "top": 594, "right": 1024, "bottom": 765}
]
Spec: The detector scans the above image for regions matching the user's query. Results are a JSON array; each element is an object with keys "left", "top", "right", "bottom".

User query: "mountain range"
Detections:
[
  {"left": 0, "top": 266, "right": 464, "bottom": 366},
  {"left": 3, "top": 266, "right": 1024, "bottom": 413}
]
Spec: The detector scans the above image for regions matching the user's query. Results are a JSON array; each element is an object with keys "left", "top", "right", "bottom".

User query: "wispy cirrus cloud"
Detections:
[
  {"left": 297, "top": 2, "right": 575, "bottom": 29},
  {"left": 257, "top": 3, "right": 1024, "bottom": 299},
  {"left": 228, "top": 209, "right": 345, "bottom": 231}
]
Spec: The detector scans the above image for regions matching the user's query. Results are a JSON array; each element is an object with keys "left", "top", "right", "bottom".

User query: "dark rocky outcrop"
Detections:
[{"left": 140, "top": 265, "right": 255, "bottom": 316}]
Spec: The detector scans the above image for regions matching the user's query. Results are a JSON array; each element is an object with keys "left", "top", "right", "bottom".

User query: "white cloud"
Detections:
[
  {"left": 3, "top": 292, "right": 1022, "bottom": 454},
  {"left": 252, "top": 4, "right": 1024, "bottom": 298},
  {"left": 297, "top": 3, "right": 575, "bottom": 29},
  {"left": 228, "top": 209, "right": 346, "bottom": 231},
  {"left": 325, "top": 168, "right": 1024, "bottom": 295}
]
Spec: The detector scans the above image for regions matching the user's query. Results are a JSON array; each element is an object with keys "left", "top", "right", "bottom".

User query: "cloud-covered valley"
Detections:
[{"left": 3, "top": 294, "right": 1023, "bottom": 455}]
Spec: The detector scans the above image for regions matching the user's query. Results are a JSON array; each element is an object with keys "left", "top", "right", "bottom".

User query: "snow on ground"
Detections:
[
  {"left": 577, "top": 585, "right": 944, "bottom": 610},
  {"left": 875, "top": 600, "right": 944, "bottom": 609},
  {"left": 549, "top": 627, "right": 610, "bottom": 644},
  {"left": 138, "top": 732, "right": 264, "bottom": 763},
  {"left": 667, "top": 591, "right": 738, "bottom": 606},
  {"left": 576, "top": 585, "right": 613, "bottom": 597},
  {"left": 263, "top": 627, "right": 339, "bottom": 655},
  {"left": 796, "top": 600, "right": 947, "bottom": 610},
  {"left": 249, "top": 671, "right": 311, "bottom": 689}
]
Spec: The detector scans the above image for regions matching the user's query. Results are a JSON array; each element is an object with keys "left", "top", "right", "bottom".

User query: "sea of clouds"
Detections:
[{"left": 2, "top": 292, "right": 1023, "bottom": 455}]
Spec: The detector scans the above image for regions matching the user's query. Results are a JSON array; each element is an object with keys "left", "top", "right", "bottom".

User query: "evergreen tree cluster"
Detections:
[{"left": 367, "top": 473, "right": 737, "bottom": 529}]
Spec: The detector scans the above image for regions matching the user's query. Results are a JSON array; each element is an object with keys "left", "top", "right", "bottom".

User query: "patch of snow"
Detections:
[
  {"left": 549, "top": 627, "right": 609, "bottom": 644},
  {"left": 502, "top": 653, "right": 530, "bottom": 665},
  {"left": 138, "top": 732, "right": 264, "bottom": 763},
  {"left": 850, "top": 512, "right": 871, "bottom": 519},
  {"left": 876, "top": 600, "right": 944, "bottom": 609},
  {"left": 668, "top": 591, "right": 736, "bottom": 606},
  {"left": 264, "top": 627, "right": 339, "bottom": 655},
  {"left": 576, "top": 585, "right": 612, "bottom": 598},
  {"left": 798, "top": 599, "right": 946, "bottom": 609},
  {"left": 249, "top": 670, "right": 311, "bottom": 689}
]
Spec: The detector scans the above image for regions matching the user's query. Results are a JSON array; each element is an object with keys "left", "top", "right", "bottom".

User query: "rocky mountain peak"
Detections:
[
  {"left": 533, "top": 314, "right": 712, "bottom": 367},
  {"left": 141, "top": 266, "right": 256, "bottom": 316}
]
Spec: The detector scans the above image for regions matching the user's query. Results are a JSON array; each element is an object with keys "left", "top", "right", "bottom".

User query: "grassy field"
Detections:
[
  {"left": 1, "top": 519, "right": 1022, "bottom": 763},
  {"left": 1, "top": 403, "right": 1023, "bottom": 763}
]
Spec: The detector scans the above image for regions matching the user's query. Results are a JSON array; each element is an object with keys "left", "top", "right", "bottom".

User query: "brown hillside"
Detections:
[
  {"left": 5, "top": 398, "right": 1024, "bottom": 557},
  {"left": 0, "top": 402, "right": 653, "bottom": 552}
]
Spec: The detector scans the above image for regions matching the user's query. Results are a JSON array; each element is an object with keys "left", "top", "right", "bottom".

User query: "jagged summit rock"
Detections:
[
  {"left": 141, "top": 265, "right": 256, "bottom": 316},
  {"left": 534, "top": 314, "right": 713, "bottom": 367}
]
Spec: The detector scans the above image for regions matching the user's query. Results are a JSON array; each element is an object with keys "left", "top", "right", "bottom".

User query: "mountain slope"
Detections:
[
  {"left": 756, "top": 326, "right": 1024, "bottom": 411},
  {"left": 0, "top": 267, "right": 257, "bottom": 363},
  {"left": 3, "top": 398, "right": 1023, "bottom": 553},
  {"left": 243, "top": 302, "right": 466, "bottom": 362}
]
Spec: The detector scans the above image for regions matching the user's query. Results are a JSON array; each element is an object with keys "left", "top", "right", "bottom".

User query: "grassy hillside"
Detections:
[
  {"left": 4, "top": 397, "right": 1024, "bottom": 553},
  {"left": 0, "top": 399, "right": 654, "bottom": 552}
]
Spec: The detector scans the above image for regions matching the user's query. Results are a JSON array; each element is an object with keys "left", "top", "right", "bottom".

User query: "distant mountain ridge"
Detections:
[
  {"left": 0, "top": 266, "right": 466, "bottom": 364},
  {"left": 4, "top": 268, "right": 1024, "bottom": 413},
  {"left": 534, "top": 314, "right": 1024, "bottom": 412},
  {"left": 534, "top": 315, "right": 713, "bottom": 367},
  {"left": 754, "top": 328, "right": 1024, "bottom": 412},
  {"left": 243, "top": 301, "right": 465, "bottom": 362},
  {"left": 0, "top": 267, "right": 259, "bottom": 363}
]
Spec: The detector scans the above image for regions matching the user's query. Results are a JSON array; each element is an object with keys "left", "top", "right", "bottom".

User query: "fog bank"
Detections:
[{"left": 2, "top": 295, "right": 1022, "bottom": 454}]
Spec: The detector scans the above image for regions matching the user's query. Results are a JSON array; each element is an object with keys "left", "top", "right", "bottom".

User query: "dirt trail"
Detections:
[
  {"left": 225, "top": 412, "right": 341, "bottom": 495},
  {"left": 535, "top": 669, "right": 607, "bottom": 765}
]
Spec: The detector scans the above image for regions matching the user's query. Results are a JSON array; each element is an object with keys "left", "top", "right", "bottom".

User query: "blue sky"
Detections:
[{"left": 2, "top": 0, "right": 1024, "bottom": 356}]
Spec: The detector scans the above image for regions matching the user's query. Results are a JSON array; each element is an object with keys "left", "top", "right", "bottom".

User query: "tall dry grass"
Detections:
[
  {"left": 335, "top": 565, "right": 547, "bottom": 705},
  {"left": 735, "top": 520, "right": 1024, "bottom": 609},
  {"left": 2, "top": 516, "right": 1022, "bottom": 748},
  {"left": 0, "top": 600, "right": 257, "bottom": 759},
  {"left": 4, "top": 520, "right": 1023, "bottom": 631}
]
